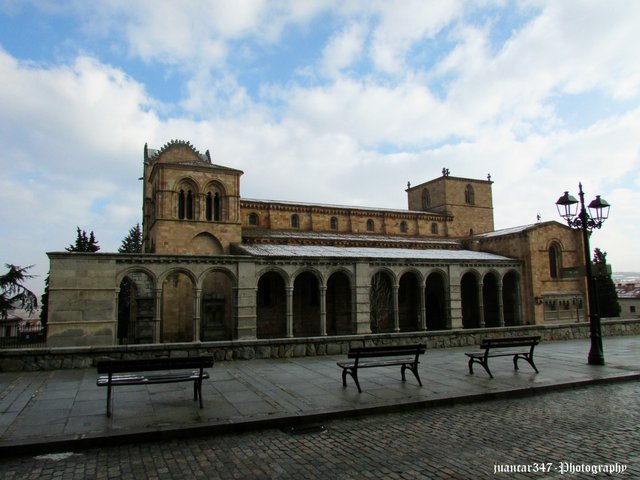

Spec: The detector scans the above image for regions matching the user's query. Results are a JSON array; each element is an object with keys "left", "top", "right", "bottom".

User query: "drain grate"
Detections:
[{"left": 283, "top": 424, "right": 327, "bottom": 436}]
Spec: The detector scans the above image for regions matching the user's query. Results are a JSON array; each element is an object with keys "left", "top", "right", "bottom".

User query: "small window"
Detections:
[
  {"left": 631, "top": 306, "right": 636, "bottom": 313},
  {"left": 549, "top": 244, "right": 561, "bottom": 279},
  {"left": 330, "top": 217, "right": 338, "bottom": 230},
  {"left": 366, "top": 219, "right": 374, "bottom": 232},
  {"left": 205, "top": 192, "right": 212, "bottom": 221},
  {"left": 248, "top": 213, "right": 259, "bottom": 226},
  {"left": 400, "top": 221, "right": 408, "bottom": 233},
  {"left": 213, "top": 192, "right": 221, "bottom": 221},
  {"left": 431, "top": 223, "right": 438, "bottom": 234},
  {"left": 186, "top": 190, "right": 194, "bottom": 219},
  {"left": 291, "top": 214, "right": 299, "bottom": 228},
  {"left": 465, "top": 184, "right": 475, "bottom": 205},
  {"left": 178, "top": 190, "right": 185, "bottom": 219}
]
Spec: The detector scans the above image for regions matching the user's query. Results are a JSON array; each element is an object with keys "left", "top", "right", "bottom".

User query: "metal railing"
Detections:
[{"left": 0, "top": 326, "right": 47, "bottom": 349}]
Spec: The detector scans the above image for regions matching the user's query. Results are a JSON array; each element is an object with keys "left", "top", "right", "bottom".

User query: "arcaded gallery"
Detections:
[{"left": 46, "top": 140, "right": 587, "bottom": 347}]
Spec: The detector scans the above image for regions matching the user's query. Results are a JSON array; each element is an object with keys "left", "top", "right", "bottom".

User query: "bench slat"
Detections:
[
  {"left": 96, "top": 355, "right": 214, "bottom": 417},
  {"left": 338, "top": 344, "right": 425, "bottom": 392},
  {"left": 96, "top": 356, "right": 214, "bottom": 374},
  {"left": 465, "top": 336, "right": 540, "bottom": 378}
]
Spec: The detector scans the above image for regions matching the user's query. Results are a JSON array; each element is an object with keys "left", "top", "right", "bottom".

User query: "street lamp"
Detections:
[{"left": 555, "top": 183, "right": 611, "bottom": 365}]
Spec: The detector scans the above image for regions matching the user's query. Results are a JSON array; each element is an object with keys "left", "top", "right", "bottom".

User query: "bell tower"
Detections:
[
  {"left": 142, "top": 140, "right": 243, "bottom": 254},
  {"left": 406, "top": 169, "right": 494, "bottom": 237}
]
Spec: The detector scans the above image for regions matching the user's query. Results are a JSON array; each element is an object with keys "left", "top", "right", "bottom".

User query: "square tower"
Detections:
[
  {"left": 142, "top": 140, "right": 243, "bottom": 254},
  {"left": 406, "top": 171, "right": 494, "bottom": 237}
]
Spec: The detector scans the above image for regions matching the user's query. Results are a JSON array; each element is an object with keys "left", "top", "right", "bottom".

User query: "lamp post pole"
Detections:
[
  {"left": 576, "top": 185, "right": 604, "bottom": 365},
  {"left": 556, "top": 182, "right": 610, "bottom": 366}
]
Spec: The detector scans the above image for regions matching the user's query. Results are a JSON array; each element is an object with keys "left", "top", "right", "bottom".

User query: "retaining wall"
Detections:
[{"left": 1, "top": 319, "right": 638, "bottom": 372}]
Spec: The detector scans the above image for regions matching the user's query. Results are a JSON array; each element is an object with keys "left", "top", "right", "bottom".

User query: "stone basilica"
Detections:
[{"left": 46, "top": 140, "right": 587, "bottom": 347}]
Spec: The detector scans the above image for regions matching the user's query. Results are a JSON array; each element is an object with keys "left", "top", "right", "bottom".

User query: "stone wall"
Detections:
[{"left": 2, "top": 319, "right": 637, "bottom": 372}]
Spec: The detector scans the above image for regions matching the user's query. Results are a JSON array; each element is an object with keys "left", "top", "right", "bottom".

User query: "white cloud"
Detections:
[
  {"left": 320, "top": 22, "right": 366, "bottom": 77},
  {"left": 2, "top": 0, "right": 640, "bottom": 302},
  {"left": 368, "top": 0, "right": 464, "bottom": 74}
]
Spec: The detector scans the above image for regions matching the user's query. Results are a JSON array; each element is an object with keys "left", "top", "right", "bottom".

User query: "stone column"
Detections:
[
  {"left": 286, "top": 286, "right": 294, "bottom": 338},
  {"left": 319, "top": 285, "right": 327, "bottom": 336},
  {"left": 235, "top": 260, "right": 257, "bottom": 340},
  {"left": 498, "top": 282, "right": 505, "bottom": 327},
  {"left": 354, "top": 263, "right": 372, "bottom": 334},
  {"left": 113, "top": 288, "right": 120, "bottom": 345},
  {"left": 392, "top": 283, "right": 400, "bottom": 332},
  {"left": 153, "top": 288, "right": 162, "bottom": 343},
  {"left": 449, "top": 281, "right": 463, "bottom": 329},
  {"left": 478, "top": 282, "right": 485, "bottom": 328},
  {"left": 193, "top": 288, "right": 202, "bottom": 341},
  {"left": 419, "top": 284, "right": 427, "bottom": 331}
]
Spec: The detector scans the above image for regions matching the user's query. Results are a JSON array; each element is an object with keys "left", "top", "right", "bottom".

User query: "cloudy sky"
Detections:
[{"left": 1, "top": 0, "right": 639, "bottom": 299}]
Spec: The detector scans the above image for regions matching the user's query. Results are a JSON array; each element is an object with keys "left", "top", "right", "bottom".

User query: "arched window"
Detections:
[
  {"left": 178, "top": 190, "right": 185, "bottom": 219},
  {"left": 422, "top": 189, "right": 430, "bottom": 209},
  {"left": 186, "top": 190, "right": 194, "bottom": 219},
  {"left": 400, "top": 221, "right": 408, "bottom": 233},
  {"left": 366, "top": 219, "right": 374, "bottom": 232},
  {"left": 213, "top": 192, "right": 221, "bottom": 221},
  {"left": 549, "top": 243, "right": 561, "bottom": 279},
  {"left": 431, "top": 222, "right": 438, "bottom": 234},
  {"left": 330, "top": 217, "right": 338, "bottom": 230},
  {"left": 205, "top": 192, "right": 212, "bottom": 221},
  {"left": 291, "top": 214, "right": 299, "bottom": 228},
  {"left": 465, "top": 184, "right": 475, "bottom": 205},
  {"left": 248, "top": 213, "right": 259, "bottom": 226}
]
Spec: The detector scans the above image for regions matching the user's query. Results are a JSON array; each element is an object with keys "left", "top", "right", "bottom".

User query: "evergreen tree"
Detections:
[
  {"left": 1, "top": 264, "right": 38, "bottom": 320},
  {"left": 40, "top": 274, "right": 49, "bottom": 328},
  {"left": 592, "top": 248, "right": 621, "bottom": 318},
  {"left": 66, "top": 227, "right": 100, "bottom": 253},
  {"left": 118, "top": 223, "right": 143, "bottom": 253}
]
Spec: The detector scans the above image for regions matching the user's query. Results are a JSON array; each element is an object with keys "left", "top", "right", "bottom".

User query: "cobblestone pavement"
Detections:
[{"left": 0, "top": 381, "right": 637, "bottom": 480}]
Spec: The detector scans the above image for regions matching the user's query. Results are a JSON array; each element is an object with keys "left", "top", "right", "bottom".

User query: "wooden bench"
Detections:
[
  {"left": 465, "top": 336, "right": 541, "bottom": 378},
  {"left": 96, "top": 356, "right": 214, "bottom": 416},
  {"left": 337, "top": 344, "right": 426, "bottom": 393}
]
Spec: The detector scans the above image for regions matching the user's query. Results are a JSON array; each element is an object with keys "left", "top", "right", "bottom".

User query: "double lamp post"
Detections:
[{"left": 555, "top": 183, "right": 611, "bottom": 365}]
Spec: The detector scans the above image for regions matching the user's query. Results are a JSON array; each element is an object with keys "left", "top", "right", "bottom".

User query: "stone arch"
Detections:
[
  {"left": 370, "top": 269, "right": 395, "bottom": 333},
  {"left": 425, "top": 270, "right": 448, "bottom": 330},
  {"left": 161, "top": 268, "right": 196, "bottom": 342},
  {"left": 293, "top": 270, "right": 321, "bottom": 337},
  {"left": 256, "top": 270, "right": 287, "bottom": 339},
  {"left": 461, "top": 270, "right": 481, "bottom": 329},
  {"left": 483, "top": 270, "right": 501, "bottom": 328},
  {"left": 398, "top": 270, "right": 421, "bottom": 332},
  {"left": 117, "top": 269, "right": 156, "bottom": 345},
  {"left": 190, "top": 232, "right": 224, "bottom": 255},
  {"left": 200, "top": 268, "right": 236, "bottom": 341},
  {"left": 503, "top": 270, "right": 521, "bottom": 326},
  {"left": 326, "top": 269, "right": 353, "bottom": 335}
]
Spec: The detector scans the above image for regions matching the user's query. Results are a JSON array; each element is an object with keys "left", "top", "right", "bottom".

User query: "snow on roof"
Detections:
[
  {"left": 475, "top": 223, "right": 539, "bottom": 239},
  {"left": 242, "top": 229, "right": 459, "bottom": 246},
  {"left": 236, "top": 244, "right": 516, "bottom": 261}
]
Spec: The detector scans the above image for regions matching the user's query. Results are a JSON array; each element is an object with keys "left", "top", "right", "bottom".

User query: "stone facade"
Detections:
[{"left": 46, "top": 140, "right": 591, "bottom": 347}]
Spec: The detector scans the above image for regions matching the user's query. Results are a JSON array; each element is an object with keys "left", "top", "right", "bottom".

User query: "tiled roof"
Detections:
[{"left": 235, "top": 243, "right": 516, "bottom": 261}]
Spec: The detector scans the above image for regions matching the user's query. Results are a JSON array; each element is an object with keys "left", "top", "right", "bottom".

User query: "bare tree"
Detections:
[{"left": 370, "top": 272, "right": 392, "bottom": 333}]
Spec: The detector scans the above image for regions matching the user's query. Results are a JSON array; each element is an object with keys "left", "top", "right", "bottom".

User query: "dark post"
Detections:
[
  {"left": 577, "top": 184, "right": 604, "bottom": 365},
  {"left": 556, "top": 182, "right": 610, "bottom": 366}
]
